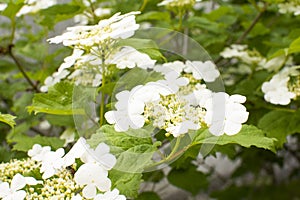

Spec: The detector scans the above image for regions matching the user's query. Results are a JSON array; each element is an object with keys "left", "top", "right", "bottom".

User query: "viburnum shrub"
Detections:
[{"left": 0, "top": 0, "right": 300, "bottom": 199}]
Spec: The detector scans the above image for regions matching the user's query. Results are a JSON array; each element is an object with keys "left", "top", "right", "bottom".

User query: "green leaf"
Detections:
[
  {"left": 137, "top": 11, "right": 170, "bottom": 22},
  {"left": 27, "top": 81, "right": 85, "bottom": 115},
  {"left": 289, "top": 36, "right": 300, "bottom": 54},
  {"left": 192, "top": 125, "right": 277, "bottom": 152},
  {"left": 9, "top": 134, "right": 64, "bottom": 152},
  {"left": 115, "top": 143, "right": 158, "bottom": 173},
  {"left": 137, "top": 192, "right": 161, "bottom": 200},
  {"left": 116, "top": 38, "right": 159, "bottom": 50},
  {"left": 88, "top": 125, "right": 152, "bottom": 154},
  {"left": 167, "top": 165, "right": 208, "bottom": 195},
  {"left": 187, "top": 16, "right": 221, "bottom": 34},
  {"left": 258, "top": 110, "right": 300, "bottom": 147},
  {"left": 109, "top": 169, "right": 142, "bottom": 198},
  {"left": 38, "top": 4, "right": 81, "bottom": 29},
  {"left": 0, "top": 113, "right": 16, "bottom": 128},
  {"left": 1, "top": 3, "right": 23, "bottom": 19}
]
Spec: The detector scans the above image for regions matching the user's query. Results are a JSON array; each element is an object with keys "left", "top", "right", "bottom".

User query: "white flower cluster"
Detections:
[
  {"left": 42, "top": 11, "right": 156, "bottom": 92},
  {"left": 220, "top": 44, "right": 290, "bottom": 72},
  {"left": 278, "top": 0, "right": 300, "bottom": 16},
  {"left": 261, "top": 67, "right": 299, "bottom": 105},
  {"left": 105, "top": 60, "right": 249, "bottom": 137},
  {"left": 24, "top": 137, "right": 123, "bottom": 199}
]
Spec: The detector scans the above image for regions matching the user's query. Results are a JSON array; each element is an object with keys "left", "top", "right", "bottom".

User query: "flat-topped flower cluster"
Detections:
[{"left": 0, "top": 138, "right": 125, "bottom": 200}]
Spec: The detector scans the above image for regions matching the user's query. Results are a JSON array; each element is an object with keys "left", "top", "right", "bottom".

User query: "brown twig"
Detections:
[{"left": 7, "top": 45, "right": 40, "bottom": 93}]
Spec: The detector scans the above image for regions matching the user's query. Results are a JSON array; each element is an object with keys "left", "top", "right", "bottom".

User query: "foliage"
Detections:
[{"left": 0, "top": 0, "right": 300, "bottom": 199}]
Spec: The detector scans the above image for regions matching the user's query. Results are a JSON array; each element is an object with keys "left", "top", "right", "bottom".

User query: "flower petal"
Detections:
[{"left": 82, "top": 184, "right": 97, "bottom": 199}]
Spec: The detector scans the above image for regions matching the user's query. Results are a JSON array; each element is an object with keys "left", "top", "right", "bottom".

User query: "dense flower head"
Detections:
[
  {"left": 105, "top": 60, "right": 248, "bottom": 136},
  {"left": 48, "top": 11, "right": 140, "bottom": 48}
]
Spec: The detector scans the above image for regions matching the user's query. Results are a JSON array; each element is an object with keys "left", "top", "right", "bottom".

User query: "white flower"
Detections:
[
  {"left": 0, "top": 3, "right": 7, "bottom": 11},
  {"left": 74, "top": 163, "right": 111, "bottom": 199},
  {"left": 40, "top": 148, "right": 65, "bottom": 179},
  {"left": 94, "top": 189, "right": 126, "bottom": 200},
  {"left": 16, "top": 0, "right": 57, "bottom": 17},
  {"left": 105, "top": 88, "right": 145, "bottom": 132},
  {"left": 157, "top": 71, "right": 189, "bottom": 95},
  {"left": 220, "top": 44, "right": 248, "bottom": 58},
  {"left": 28, "top": 144, "right": 51, "bottom": 162},
  {"left": 0, "top": 174, "right": 41, "bottom": 200},
  {"left": 262, "top": 71, "right": 296, "bottom": 105},
  {"left": 185, "top": 60, "right": 220, "bottom": 82},
  {"left": 81, "top": 142, "right": 117, "bottom": 170},
  {"left": 107, "top": 46, "right": 156, "bottom": 69},
  {"left": 63, "top": 137, "right": 89, "bottom": 167},
  {"left": 204, "top": 92, "right": 249, "bottom": 136},
  {"left": 166, "top": 120, "right": 200, "bottom": 137},
  {"left": 63, "top": 137, "right": 116, "bottom": 170},
  {"left": 153, "top": 61, "right": 185, "bottom": 75}
]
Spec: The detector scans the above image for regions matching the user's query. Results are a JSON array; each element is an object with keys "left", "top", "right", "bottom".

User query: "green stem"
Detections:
[
  {"left": 146, "top": 136, "right": 188, "bottom": 169},
  {"left": 10, "top": 18, "right": 16, "bottom": 44},
  {"left": 99, "top": 49, "right": 106, "bottom": 126},
  {"left": 139, "top": 0, "right": 148, "bottom": 12}
]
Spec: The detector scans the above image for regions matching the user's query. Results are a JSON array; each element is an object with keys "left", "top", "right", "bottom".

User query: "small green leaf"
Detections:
[
  {"left": 192, "top": 125, "right": 277, "bottom": 152},
  {"left": 109, "top": 169, "right": 142, "bottom": 198},
  {"left": 1, "top": 3, "right": 23, "bottom": 19},
  {"left": 0, "top": 113, "right": 16, "bottom": 128},
  {"left": 27, "top": 81, "right": 85, "bottom": 115},
  {"left": 258, "top": 110, "right": 300, "bottom": 147},
  {"left": 88, "top": 125, "right": 152, "bottom": 154},
  {"left": 167, "top": 165, "right": 208, "bottom": 195},
  {"left": 9, "top": 134, "right": 64, "bottom": 152}
]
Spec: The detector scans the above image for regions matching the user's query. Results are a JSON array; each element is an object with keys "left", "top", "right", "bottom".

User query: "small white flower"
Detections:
[
  {"left": 94, "top": 189, "right": 126, "bottom": 200},
  {"left": 63, "top": 137, "right": 89, "bottom": 167},
  {"left": 28, "top": 144, "right": 51, "bottom": 162},
  {"left": 153, "top": 61, "right": 185, "bottom": 75},
  {"left": 262, "top": 70, "right": 296, "bottom": 105},
  {"left": 74, "top": 163, "right": 111, "bottom": 199},
  {"left": 107, "top": 46, "right": 156, "bottom": 69},
  {"left": 166, "top": 120, "right": 200, "bottom": 137},
  {"left": 185, "top": 60, "right": 220, "bottom": 82},
  {"left": 105, "top": 89, "right": 145, "bottom": 132},
  {"left": 0, "top": 3, "right": 7, "bottom": 11},
  {"left": 81, "top": 142, "right": 117, "bottom": 170},
  {"left": 40, "top": 148, "right": 65, "bottom": 179},
  {"left": 157, "top": 71, "right": 189, "bottom": 95},
  {"left": 63, "top": 138, "right": 116, "bottom": 170},
  {"left": 0, "top": 174, "right": 41, "bottom": 200},
  {"left": 204, "top": 92, "right": 249, "bottom": 136}
]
